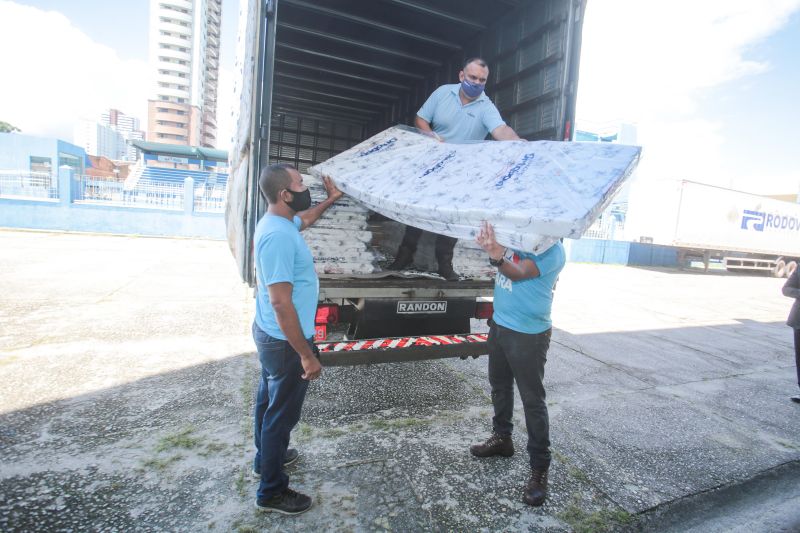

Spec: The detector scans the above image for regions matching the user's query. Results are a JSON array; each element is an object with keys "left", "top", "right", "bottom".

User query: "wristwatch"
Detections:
[{"left": 489, "top": 256, "right": 505, "bottom": 267}]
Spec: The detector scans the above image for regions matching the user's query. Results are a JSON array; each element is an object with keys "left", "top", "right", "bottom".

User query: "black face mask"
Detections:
[{"left": 285, "top": 188, "right": 312, "bottom": 212}]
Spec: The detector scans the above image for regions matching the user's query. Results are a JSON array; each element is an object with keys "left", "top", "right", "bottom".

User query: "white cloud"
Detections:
[
  {"left": 576, "top": 0, "right": 800, "bottom": 189},
  {"left": 0, "top": 1, "right": 150, "bottom": 140}
]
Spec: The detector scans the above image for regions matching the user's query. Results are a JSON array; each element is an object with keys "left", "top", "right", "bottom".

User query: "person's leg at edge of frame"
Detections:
[
  {"left": 470, "top": 320, "right": 515, "bottom": 458},
  {"left": 501, "top": 327, "right": 552, "bottom": 506},
  {"left": 793, "top": 328, "right": 800, "bottom": 403},
  {"left": 256, "top": 336, "right": 311, "bottom": 507},
  {"left": 795, "top": 328, "right": 800, "bottom": 389}
]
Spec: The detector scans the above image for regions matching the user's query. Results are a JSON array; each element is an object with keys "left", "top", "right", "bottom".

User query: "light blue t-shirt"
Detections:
[
  {"left": 253, "top": 214, "right": 319, "bottom": 340},
  {"left": 492, "top": 242, "right": 566, "bottom": 334},
  {"left": 417, "top": 83, "right": 506, "bottom": 143}
]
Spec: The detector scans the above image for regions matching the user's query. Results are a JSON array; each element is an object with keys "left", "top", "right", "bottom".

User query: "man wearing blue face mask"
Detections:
[{"left": 387, "top": 57, "right": 522, "bottom": 280}]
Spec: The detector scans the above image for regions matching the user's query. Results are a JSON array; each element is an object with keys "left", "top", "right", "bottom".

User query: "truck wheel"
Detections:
[
  {"left": 786, "top": 261, "right": 797, "bottom": 278},
  {"left": 773, "top": 259, "right": 786, "bottom": 278}
]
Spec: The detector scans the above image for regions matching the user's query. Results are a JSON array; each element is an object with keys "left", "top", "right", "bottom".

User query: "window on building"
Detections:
[
  {"left": 29, "top": 156, "right": 52, "bottom": 174},
  {"left": 58, "top": 153, "right": 83, "bottom": 176}
]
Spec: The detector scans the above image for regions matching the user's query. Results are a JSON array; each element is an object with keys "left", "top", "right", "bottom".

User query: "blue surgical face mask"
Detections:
[{"left": 461, "top": 79, "right": 485, "bottom": 98}]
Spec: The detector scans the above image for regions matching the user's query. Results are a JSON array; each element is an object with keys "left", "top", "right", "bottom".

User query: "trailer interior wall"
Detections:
[{"left": 265, "top": 0, "right": 585, "bottom": 172}]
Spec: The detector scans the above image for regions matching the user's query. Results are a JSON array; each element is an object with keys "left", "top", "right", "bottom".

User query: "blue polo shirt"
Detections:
[
  {"left": 253, "top": 214, "right": 319, "bottom": 340},
  {"left": 417, "top": 83, "right": 506, "bottom": 143},
  {"left": 492, "top": 242, "right": 565, "bottom": 334}
]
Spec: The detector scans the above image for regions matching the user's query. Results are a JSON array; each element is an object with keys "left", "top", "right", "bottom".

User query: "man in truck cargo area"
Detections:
[
  {"left": 472, "top": 221, "right": 565, "bottom": 507},
  {"left": 251, "top": 163, "right": 342, "bottom": 515},
  {"left": 387, "top": 57, "right": 522, "bottom": 280}
]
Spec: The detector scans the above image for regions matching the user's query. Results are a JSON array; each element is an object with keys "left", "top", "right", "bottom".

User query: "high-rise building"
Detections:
[
  {"left": 74, "top": 109, "right": 145, "bottom": 161},
  {"left": 101, "top": 109, "right": 146, "bottom": 161},
  {"left": 147, "top": 0, "right": 221, "bottom": 148},
  {"left": 74, "top": 120, "right": 127, "bottom": 161}
]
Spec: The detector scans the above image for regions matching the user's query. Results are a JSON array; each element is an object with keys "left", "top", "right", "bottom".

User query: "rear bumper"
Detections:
[{"left": 316, "top": 333, "right": 489, "bottom": 366}]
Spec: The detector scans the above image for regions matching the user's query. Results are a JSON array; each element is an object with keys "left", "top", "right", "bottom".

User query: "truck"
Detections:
[
  {"left": 636, "top": 180, "right": 800, "bottom": 277},
  {"left": 225, "top": 0, "right": 587, "bottom": 365}
]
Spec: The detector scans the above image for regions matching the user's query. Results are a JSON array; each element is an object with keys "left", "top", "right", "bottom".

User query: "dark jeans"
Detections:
[
  {"left": 795, "top": 328, "right": 800, "bottom": 388},
  {"left": 252, "top": 322, "right": 311, "bottom": 500},
  {"left": 487, "top": 319, "right": 552, "bottom": 470},
  {"left": 400, "top": 225, "right": 457, "bottom": 257}
]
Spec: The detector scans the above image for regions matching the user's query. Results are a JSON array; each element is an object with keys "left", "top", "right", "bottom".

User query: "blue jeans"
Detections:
[
  {"left": 487, "top": 319, "right": 552, "bottom": 470},
  {"left": 252, "top": 322, "right": 311, "bottom": 500}
]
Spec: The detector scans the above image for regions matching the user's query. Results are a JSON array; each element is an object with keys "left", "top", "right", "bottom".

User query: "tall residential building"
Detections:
[
  {"left": 74, "top": 120, "right": 127, "bottom": 161},
  {"left": 74, "top": 109, "right": 145, "bottom": 161},
  {"left": 147, "top": 0, "right": 221, "bottom": 148},
  {"left": 101, "top": 109, "right": 146, "bottom": 161}
]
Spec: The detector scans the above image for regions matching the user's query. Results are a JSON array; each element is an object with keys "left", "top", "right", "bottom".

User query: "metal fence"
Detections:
[
  {"left": 0, "top": 171, "right": 58, "bottom": 200},
  {"left": 72, "top": 174, "right": 226, "bottom": 212},
  {"left": 74, "top": 175, "right": 185, "bottom": 210},
  {"left": 194, "top": 185, "right": 226, "bottom": 213}
]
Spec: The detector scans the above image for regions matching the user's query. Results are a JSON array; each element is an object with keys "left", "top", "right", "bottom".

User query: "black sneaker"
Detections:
[
  {"left": 252, "top": 448, "right": 300, "bottom": 477},
  {"left": 255, "top": 487, "right": 312, "bottom": 515}
]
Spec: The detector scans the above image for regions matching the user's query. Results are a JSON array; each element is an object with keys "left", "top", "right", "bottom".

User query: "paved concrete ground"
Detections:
[{"left": 1, "top": 229, "right": 798, "bottom": 532}]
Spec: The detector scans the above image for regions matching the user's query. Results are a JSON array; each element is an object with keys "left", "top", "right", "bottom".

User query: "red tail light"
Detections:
[
  {"left": 315, "top": 304, "right": 339, "bottom": 324},
  {"left": 475, "top": 301, "right": 493, "bottom": 319}
]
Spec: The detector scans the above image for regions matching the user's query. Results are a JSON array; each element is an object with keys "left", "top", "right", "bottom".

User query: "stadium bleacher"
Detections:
[{"left": 138, "top": 166, "right": 228, "bottom": 190}]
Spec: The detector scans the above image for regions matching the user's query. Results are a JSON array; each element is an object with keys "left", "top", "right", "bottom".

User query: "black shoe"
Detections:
[
  {"left": 252, "top": 448, "right": 300, "bottom": 477},
  {"left": 470, "top": 433, "right": 514, "bottom": 458},
  {"left": 437, "top": 262, "right": 459, "bottom": 281},
  {"left": 791, "top": 395, "right": 800, "bottom": 404},
  {"left": 255, "top": 487, "right": 312, "bottom": 515},
  {"left": 523, "top": 467, "right": 549, "bottom": 507},
  {"left": 387, "top": 246, "right": 414, "bottom": 271}
]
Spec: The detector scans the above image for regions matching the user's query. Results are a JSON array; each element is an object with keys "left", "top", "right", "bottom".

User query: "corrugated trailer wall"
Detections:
[{"left": 266, "top": 0, "right": 583, "bottom": 170}]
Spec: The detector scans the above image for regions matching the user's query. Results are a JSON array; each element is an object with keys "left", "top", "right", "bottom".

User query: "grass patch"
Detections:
[
  {"left": 155, "top": 426, "right": 201, "bottom": 452},
  {"left": 143, "top": 454, "right": 183, "bottom": 471},
  {"left": 294, "top": 422, "right": 314, "bottom": 442},
  {"left": 234, "top": 469, "right": 248, "bottom": 497},
  {"left": 568, "top": 466, "right": 590, "bottom": 483},
  {"left": 558, "top": 504, "right": 634, "bottom": 533},
  {"left": 199, "top": 441, "right": 227, "bottom": 457},
  {"left": 369, "top": 417, "right": 431, "bottom": 430},
  {"left": 321, "top": 427, "right": 347, "bottom": 438}
]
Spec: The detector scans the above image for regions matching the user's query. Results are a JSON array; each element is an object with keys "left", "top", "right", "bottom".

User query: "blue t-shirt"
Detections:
[
  {"left": 492, "top": 242, "right": 565, "bottom": 334},
  {"left": 253, "top": 214, "right": 319, "bottom": 340},
  {"left": 417, "top": 83, "right": 506, "bottom": 143}
]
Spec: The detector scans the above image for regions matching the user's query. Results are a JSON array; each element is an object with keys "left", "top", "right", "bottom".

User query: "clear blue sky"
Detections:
[{"left": 700, "top": 10, "right": 800, "bottom": 190}]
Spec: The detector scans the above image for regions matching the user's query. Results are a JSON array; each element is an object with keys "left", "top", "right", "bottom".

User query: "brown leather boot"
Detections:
[
  {"left": 469, "top": 433, "right": 514, "bottom": 458},
  {"left": 523, "top": 467, "right": 549, "bottom": 507}
]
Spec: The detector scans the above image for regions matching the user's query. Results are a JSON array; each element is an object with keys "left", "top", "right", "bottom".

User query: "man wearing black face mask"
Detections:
[
  {"left": 387, "top": 57, "right": 522, "bottom": 280},
  {"left": 252, "top": 163, "right": 342, "bottom": 515}
]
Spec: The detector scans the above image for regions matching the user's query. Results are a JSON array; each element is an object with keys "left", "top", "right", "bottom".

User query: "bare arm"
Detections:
[
  {"left": 415, "top": 115, "right": 442, "bottom": 141},
  {"left": 476, "top": 221, "right": 539, "bottom": 281},
  {"left": 415, "top": 115, "right": 433, "bottom": 133},
  {"left": 268, "top": 282, "right": 322, "bottom": 380},
  {"left": 298, "top": 175, "right": 343, "bottom": 231},
  {"left": 783, "top": 270, "right": 800, "bottom": 299},
  {"left": 491, "top": 124, "right": 522, "bottom": 141}
]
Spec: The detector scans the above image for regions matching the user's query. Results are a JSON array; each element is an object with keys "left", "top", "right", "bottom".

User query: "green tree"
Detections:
[{"left": 0, "top": 121, "right": 20, "bottom": 133}]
